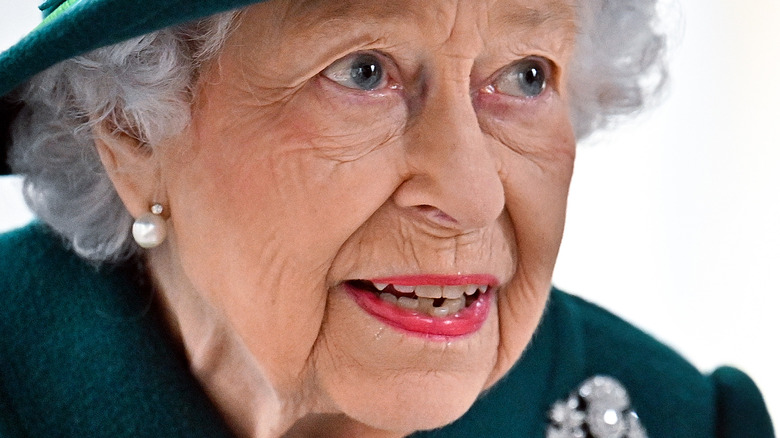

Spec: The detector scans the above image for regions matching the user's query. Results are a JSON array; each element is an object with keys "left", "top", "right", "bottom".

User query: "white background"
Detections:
[{"left": 1, "top": 0, "right": 778, "bottom": 432}]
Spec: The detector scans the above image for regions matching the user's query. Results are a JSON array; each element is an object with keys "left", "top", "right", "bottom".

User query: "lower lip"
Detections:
[{"left": 346, "top": 285, "right": 492, "bottom": 339}]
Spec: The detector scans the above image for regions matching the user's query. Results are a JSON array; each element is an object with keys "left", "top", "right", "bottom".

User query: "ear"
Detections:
[{"left": 93, "top": 125, "right": 161, "bottom": 218}]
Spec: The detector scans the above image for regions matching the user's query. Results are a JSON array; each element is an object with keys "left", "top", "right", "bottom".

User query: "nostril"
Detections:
[{"left": 416, "top": 205, "right": 458, "bottom": 224}]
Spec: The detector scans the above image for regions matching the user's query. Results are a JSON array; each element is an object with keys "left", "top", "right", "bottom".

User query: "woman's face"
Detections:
[{"left": 153, "top": 0, "right": 577, "bottom": 434}]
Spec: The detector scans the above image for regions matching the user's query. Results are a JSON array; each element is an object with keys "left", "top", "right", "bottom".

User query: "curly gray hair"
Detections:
[{"left": 8, "top": 0, "right": 666, "bottom": 263}]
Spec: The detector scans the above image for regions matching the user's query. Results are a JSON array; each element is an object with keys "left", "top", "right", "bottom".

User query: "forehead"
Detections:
[{"left": 267, "top": 0, "right": 578, "bottom": 37}]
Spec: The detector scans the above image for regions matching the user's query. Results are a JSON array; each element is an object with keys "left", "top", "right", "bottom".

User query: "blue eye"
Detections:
[
  {"left": 323, "top": 53, "right": 387, "bottom": 91},
  {"left": 494, "top": 57, "right": 549, "bottom": 98}
]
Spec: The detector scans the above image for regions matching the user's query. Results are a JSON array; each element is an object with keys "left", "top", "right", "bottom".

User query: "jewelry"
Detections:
[
  {"left": 132, "top": 203, "right": 167, "bottom": 248},
  {"left": 546, "top": 376, "right": 647, "bottom": 438}
]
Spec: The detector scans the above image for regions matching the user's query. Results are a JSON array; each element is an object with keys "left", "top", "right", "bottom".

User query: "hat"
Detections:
[{"left": 0, "top": 0, "right": 267, "bottom": 175}]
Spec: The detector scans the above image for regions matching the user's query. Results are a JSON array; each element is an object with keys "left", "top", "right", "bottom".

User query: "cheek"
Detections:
[
  {"left": 484, "top": 111, "right": 576, "bottom": 385},
  {"left": 481, "top": 101, "right": 576, "bottom": 272},
  {"left": 300, "top": 76, "right": 408, "bottom": 161},
  {"left": 161, "top": 152, "right": 337, "bottom": 392},
  {"left": 158, "top": 87, "right": 409, "bottom": 392},
  {"left": 507, "top": 134, "right": 575, "bottom": 272},
  {"left": 174, "top": 75, "right": 409, "bottom": 279}
]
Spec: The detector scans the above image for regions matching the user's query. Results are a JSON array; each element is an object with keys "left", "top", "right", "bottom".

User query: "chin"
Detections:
[
  {"left": 329, "top": 370, "right": 488, "bottom": 434},
  {"left": 307, "top": 287, "right": 502, "bottom": 434}
]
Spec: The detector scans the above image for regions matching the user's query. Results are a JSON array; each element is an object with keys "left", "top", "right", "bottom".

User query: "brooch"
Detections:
[{"left": 546, "top": 375, "right": 648, "bottom": 438}]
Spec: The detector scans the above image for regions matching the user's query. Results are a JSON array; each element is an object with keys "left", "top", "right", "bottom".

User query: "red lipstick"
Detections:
[{"left": 345, "top": 274, "right": 496, "bottom": 339}]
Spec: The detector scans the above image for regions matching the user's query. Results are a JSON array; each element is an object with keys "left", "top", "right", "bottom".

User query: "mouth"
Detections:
[{"left": 343, "top": 275, "right": 496, "bottom": 338}]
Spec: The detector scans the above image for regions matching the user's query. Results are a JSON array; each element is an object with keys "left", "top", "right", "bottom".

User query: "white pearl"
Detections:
[{"left": 132, "top": 212, "right": 167, "bottom": 248}]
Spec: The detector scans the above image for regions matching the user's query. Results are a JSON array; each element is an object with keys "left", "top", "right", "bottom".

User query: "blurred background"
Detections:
[{"left": 1, "top": 0, "right": 778, "bottom": 431}]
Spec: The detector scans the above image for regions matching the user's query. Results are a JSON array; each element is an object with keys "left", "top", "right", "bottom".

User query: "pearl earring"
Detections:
[{"left": 132, "top": 203, "right": 167, "bottom": 249}]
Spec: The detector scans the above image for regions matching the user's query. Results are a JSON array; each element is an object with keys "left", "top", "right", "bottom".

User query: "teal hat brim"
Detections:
[{"left": 0, "top": 0, "right": 269, "bottom": 175}]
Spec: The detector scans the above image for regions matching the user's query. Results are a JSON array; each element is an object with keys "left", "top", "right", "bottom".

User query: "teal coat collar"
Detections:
[{"left": 0, "top": 224, "right": 234, "bottom": 436}]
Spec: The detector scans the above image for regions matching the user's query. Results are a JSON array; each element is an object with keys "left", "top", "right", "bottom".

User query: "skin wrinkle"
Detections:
[
  {"left": 229, "top": 58, "right": 407, "bottom": 167},
  {"left": 100, "top": 0, "right": 581, "bottom": 436},
  {"left": 498, "top": 5, "right": 577, "bottom": 30},
  {"left": 284, "top": 0, "right": 417, "bottom": 32},
  {"left": 236, "top": 68, "right": 302, "bottom": 109},
  {"left": 402, "top": 221, "right": 426, "bottom": 273},
  {"left": 359, "top": 214, "right": 507, "bottom": 276},
  {"left": 261, "top": 1, "right": 405, "bottom": 79},
  {"left": 307, "top": 122, "right": 404, "bottom": 164},
  {"left": 476, "top": 30, "right": 576, "bottom": 90},
  {"left": 444, "top": 1, "right": 465, "bottom": 48}
]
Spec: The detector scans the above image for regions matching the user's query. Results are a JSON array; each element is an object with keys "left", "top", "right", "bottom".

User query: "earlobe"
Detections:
[{"left": 93, "top": 125, "right": 162, "bottom": 219}]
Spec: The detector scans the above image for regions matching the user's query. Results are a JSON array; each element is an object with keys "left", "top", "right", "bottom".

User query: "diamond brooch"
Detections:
[{"left": 546, "top": 376, "right": 648, "bottom": 438}]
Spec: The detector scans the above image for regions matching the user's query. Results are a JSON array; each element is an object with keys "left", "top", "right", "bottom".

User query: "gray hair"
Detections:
[
  {"left": 8, "top": 0, "right": 667, "bottom": 263},
  {"left": 9, "top": 12, "right": 239, "bottom": 262},
  {"left": 570, "top": 0, "right": 667, "bottom": 137}
]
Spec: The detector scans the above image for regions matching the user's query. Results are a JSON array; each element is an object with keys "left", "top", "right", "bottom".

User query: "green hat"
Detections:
[{"left": 0, "top": 0, "right": 268, "bottom": 175}]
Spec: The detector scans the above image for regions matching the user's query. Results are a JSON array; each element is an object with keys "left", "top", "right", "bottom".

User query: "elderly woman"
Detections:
[{"left": 0, "top": 0, "right": 774, "bottom": 437}]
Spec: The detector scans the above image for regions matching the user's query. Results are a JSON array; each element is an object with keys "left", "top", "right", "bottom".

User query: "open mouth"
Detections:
[
  {"left": 346, "top": 280, "right": 488, "bottom": 317},
  {"left": 343, "top": 276, "right": 495, "bottom": 338}
]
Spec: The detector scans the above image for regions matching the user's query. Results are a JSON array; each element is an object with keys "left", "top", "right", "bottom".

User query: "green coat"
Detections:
[{"left": 0, "top": 224, "right": 774, "bottom": 437}]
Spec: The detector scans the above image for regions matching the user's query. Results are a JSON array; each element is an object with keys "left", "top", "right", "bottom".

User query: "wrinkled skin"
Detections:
[{"left": 98, "top": 0, "right": 578, "bottom": 436}]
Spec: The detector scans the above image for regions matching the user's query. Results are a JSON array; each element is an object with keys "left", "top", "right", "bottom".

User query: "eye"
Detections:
[
  {"left": 322, "top": 52, "right": 388, "bottom": 91},
  {"left": 493, "top": 57, "right": 550, "bottom": 98}
]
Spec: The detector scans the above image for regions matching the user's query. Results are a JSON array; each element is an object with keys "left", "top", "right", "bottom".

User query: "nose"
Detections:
[{"left": 393, "top": 88, "right": 505, "bottom": 231}]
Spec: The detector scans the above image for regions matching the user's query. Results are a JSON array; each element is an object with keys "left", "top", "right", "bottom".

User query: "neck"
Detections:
[{"left": 146, "top": 244, "right": 294, "bottom": 437}]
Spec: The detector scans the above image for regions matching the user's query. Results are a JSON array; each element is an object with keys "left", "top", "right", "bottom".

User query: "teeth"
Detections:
[
  {"left": 415, "top": 285, "right": 443, "bottom": 298},
  {"left": 367, "top": 282, "right": 488, "bottom": 297},
  {"left": 443, "top": 295, "right": 467, "bottom": 314},
  {"left": 380, "top": 292, "right": 397, "bottom": 304},
  {"left": 371, "top": 282, "right": 489, "bottom": 317},
  {"left": 442, "top": 285, "right": 467, "bottom": 299},
  {"left": 380, "top": 295, "right": 468, "bottom": 317},
  {"left": 431, "top": 306, "right": 450, "bottom": 317},
  {"left": 417, "top": 297, "right": 435, "bottom": 313},
  {"left": 397, "top": 296, "right": 419, "bottom": 310}
]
